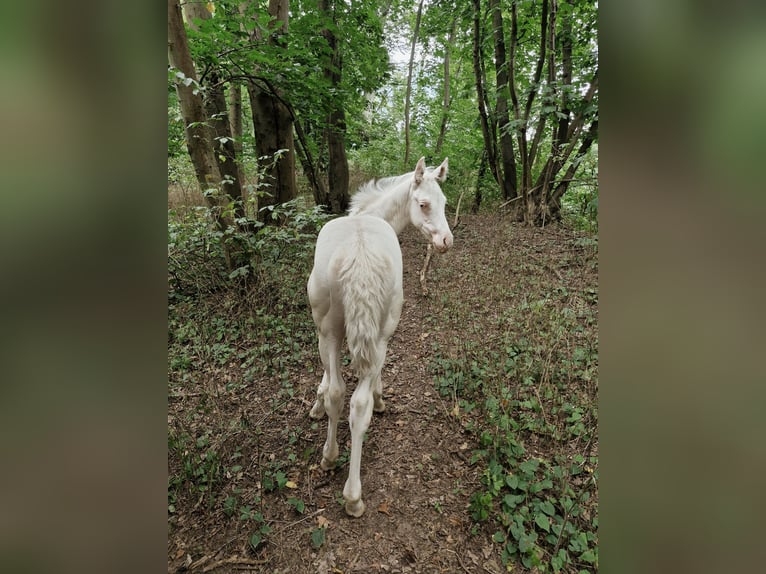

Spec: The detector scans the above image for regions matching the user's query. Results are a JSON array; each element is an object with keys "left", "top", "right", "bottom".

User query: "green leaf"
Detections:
[
  {"left": 539, "top": 500, "right": 556, "bottom": 516},
  {"left": 505, "top": 474, "right": 519, "bottom": 489},
  {"left": 579, "top": 549, "right": 597, "bottom": 563},
  {"left": 249, "top": 533, "right": 262, "bottom": 550},
  {"left": 518, "top": 532, "right": 535, "bottom": 553},
  {"left": 552, "top": 549, "right": 568, "bottom": 572},
  {"left": 535, "top": 514, "right": 551, "bottom": 532},
  {"left": 288, "top": 497, "right": 305, "bottom": 514},
  {"left": 492, "top": 531, "right": 506, "bottom": 543},
  {"left": 519, "top": 459, "right": 539, "bottom": 476},
  {"left": 509, "top": 521, "right": 524, "bottom": 541},
  {"left": 502, "top": 493, "right": 523, "bottom": 510},
  {"left": 311, "top": 526, "right": 326, "bottom": 549}
]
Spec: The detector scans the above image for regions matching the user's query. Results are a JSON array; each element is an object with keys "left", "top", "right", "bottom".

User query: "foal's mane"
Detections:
[{"left": 349, "top": 168, "right": 437, "bottom": 216}]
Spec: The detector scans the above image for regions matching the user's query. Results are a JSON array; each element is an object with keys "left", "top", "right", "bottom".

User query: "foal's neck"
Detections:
[{"left": 360, "top": 181, "right": 411, "bottom": 235}]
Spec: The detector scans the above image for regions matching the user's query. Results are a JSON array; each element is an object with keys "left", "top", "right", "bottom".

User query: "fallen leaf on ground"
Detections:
[{"left": 377, "top": 500, "right": 390, "bottom": 515}]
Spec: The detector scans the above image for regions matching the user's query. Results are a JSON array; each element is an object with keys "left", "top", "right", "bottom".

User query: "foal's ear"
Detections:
[
  {"left": 435, "top": 157, "right": 448, "bottom": 182},
  {"left": 414, "top": 156, "right": 426, "bottom": 185}
]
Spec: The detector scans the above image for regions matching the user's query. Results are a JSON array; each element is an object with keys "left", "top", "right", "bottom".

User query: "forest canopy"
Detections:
[{"left": 168, "top": 0, "right": 598, "bottom": 228}]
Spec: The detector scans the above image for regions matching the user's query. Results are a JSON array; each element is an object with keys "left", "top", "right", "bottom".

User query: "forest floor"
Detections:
[{"left": 168, "top": 212, "right": 598, "bottom": 573}]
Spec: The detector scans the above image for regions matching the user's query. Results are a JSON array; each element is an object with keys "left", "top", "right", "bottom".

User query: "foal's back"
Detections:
[{"left": 308, "top": 214, "right": 403, "bottom": 309}]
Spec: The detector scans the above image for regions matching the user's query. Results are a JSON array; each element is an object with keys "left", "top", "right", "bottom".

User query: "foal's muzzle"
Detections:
[{"left": 433, "top": 232, "right": 453, "bottom": 253}]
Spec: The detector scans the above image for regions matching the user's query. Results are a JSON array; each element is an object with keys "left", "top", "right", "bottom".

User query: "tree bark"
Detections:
[
  {"left": 472, "top": 0, "right": 501, "bottom": 189},
  {"left": 434, "top": 17, "right": 456, "bottom": 158},
  {"left": 229, "top": 83, "right": 243, "bottom": 157},
  {"left": 294, "top": 118, "right": 329, "bottom": 207},
  {"left": 473, "top": 150, "right": 487, "bottom": 214},
  {"left": 320, "top": 0, "right": 349, "bottom": 214},
  {"left": 246, "top": 0, "right": 297, "bottom": 222},
  {"left": 489, "top": 0, "right": 517, "bottom": 201},
  {"left": 550, "top": 119, "right": 598, "bottom": 210},
  {"left": 167, "top": 0, "right": 226, "bottom": 227},
  {"left": 404, "top": 0, "right": 424, "bottom": 168},
  {"left": 182, "top": 1, "right": 244, "bottom": 220}
]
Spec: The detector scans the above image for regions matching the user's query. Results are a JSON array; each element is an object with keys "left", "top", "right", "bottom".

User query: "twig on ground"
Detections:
[
  {"left": 445, "top": 548, "right": 472, "bottom": 573},
  {"left": 420, "top": 190, "right": 465, "bottom": 296},
  {"left": 419, "top": 243, "right": 434, "bottom": 296},
  {"left": 453, "top": 190, "right": 465, "bottom": 228},
  {"left": 201, "top": 556, "right": 269, "bottom": 572},
  {"left": 272, "top": 507, "right": 326, "bottom": 533}
]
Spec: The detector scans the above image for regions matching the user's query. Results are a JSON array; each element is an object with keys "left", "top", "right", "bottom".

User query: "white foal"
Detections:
[{"left": 307, "top": 157, "right": 452, "bottom": 517}]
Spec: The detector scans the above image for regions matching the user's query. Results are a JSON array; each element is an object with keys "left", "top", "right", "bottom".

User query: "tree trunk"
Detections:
[
  {"left": 472, "top": 0, "right": 501, "bottom": 189},
  {"left": 182, "top": 1, "right": 244, "bottom": 221},
  {"left": 549, "top": 119, "right": 598, "bottom": 214},
  {"left": 229, "top": 83, "right": 243, "bottom": 157},
  {"left": 326, "top": 108, "right": 349, "bottom": 213},
  {"left": 434, "top": 18, "right": 456, "bottom": 158},
  {"left": 247, "top": 85, "right": 297, "bottom": 220},
  {"left": 404, "top": 0, "right": 424, "bottom": 168},
  {"left": 246, "top": 0, "right": 297, "bottom": 222},
  {"left": 167, "top": 0, "right": 226, "bottom": 228},
  {"left": 294, "top": 118, "right": 329, "bottom": 207},
  {"left": 473, "top": 150, "right": 487, "bottom": 214},
  {"left": 531, "top": 70, "right": 598, "bottom": 211},
  {"left": 320, "top": 0, "right": 350, "bottom": 214},
  {"left": 489, "top": 0, "right": 517, "bottom": 201}
]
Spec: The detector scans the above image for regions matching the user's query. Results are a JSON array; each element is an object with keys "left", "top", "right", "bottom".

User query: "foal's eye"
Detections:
[{"left": 419, "top": 201, "right": 430, "bottom": 211}]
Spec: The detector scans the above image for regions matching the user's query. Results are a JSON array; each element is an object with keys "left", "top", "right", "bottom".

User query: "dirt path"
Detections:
[
  {"left": 168, "top": 213, "right": 597, "bottom": 574},
  {"left": 268, "top": 224, "right": 499, "bottom": 574}
]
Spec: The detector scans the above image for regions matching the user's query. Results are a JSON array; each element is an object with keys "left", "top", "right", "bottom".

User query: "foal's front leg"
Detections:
[{"left": 343, "top": 376, "right": 375, "bottom": 517}]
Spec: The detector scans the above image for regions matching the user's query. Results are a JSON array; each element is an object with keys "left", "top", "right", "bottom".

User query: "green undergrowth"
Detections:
[
  {"left": 168, "top": 198, "right": 330, "bottom": 552},
  {"left": 428, "top": 268, "right": 598, "bottom": 572}
]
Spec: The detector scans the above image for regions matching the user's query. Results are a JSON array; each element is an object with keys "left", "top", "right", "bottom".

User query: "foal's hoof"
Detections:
[
  {"left": 320, "top": 457, "right": 335, "bottom": 471},
  {"left": 344, "top": 499, "right": 365, "bottom": 518},
  {"left": 373, "top": 400, "right": 386, "bottom": 414}
]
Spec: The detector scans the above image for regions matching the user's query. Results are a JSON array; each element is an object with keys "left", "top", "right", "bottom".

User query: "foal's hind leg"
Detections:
[
  {"left": 316, "top": 330, "right": 344, "bottom": 470},
  {"left": 309, "top": 370, "right": 328, "bottom": 419},
  {"left": 343, "top": 373, "right": 376, "bottom": 517}
]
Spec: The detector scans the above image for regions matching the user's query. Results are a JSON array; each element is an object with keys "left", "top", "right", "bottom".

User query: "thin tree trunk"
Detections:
[
  {"left": 404, "top": 0, "right": 424, "bottom": 168},
  {"left": 246, "top": 0, "right": 297, "bottom": 222},
  {"left": 434, "top": 18, "right": 456, "bottom": 157},
  {"left": 320, "top": 0, "right": 349, "bottom": 214},
  {"left": 556, "top": 5, "right": 573, "bottom": 149},
  {"left": 229, "top": 83, "right": 243, "bottom": 156},
  {"left": 533, "top": 69, "right": 598, "bottom": 199},
  {"left": 489, "top": 0, "right": 517, "bottom": 201},
  {"left": 473, "top": 150, "right": 487, "bottom": 214},
  {"left": 527, "top": 0, "right": 556, "bottom": 180},
  {"left": 293, "top": 118, "right": 329, "bottom": 207},
  {"left": 550, "top": 119, "right": 598, "bottom": 212},
  {"left": 183, "top": 1, "right": 244, "bottom": 220},
  {"left": 167, "top": 0, "right": 225, "bottom": 227},
  {"left": 472, "top": 0, "right": 501, "bottom": 188},
  {"left": 530, "top": 0, "right": 558, "bottom": 222},
  {"left": 510, "top": 0, "right": 549, "bottom": 222}
]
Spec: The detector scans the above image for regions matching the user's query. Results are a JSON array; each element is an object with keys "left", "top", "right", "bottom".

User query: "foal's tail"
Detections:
[{"left": 338, "top": 248, "right": 394, "bottom": 375}]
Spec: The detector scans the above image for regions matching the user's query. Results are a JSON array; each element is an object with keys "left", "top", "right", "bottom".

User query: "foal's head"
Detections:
[{"left": 409, "top": 157, "right": 453, "bottom": 253}]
